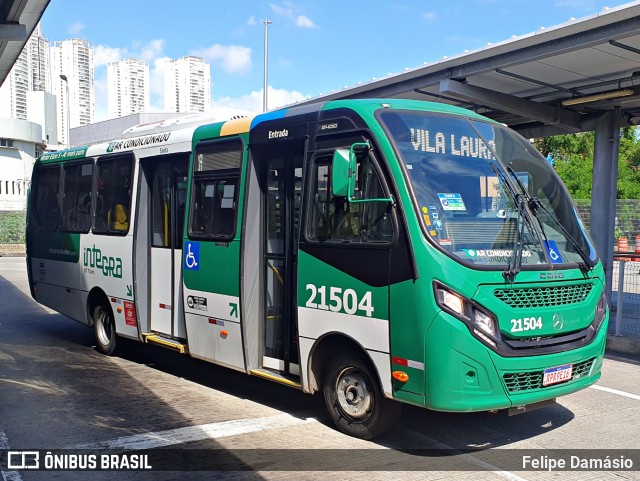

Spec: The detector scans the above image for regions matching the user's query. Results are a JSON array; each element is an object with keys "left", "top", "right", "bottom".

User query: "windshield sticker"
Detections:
[
  {"left": 465, "top": 249, "right": 532, "bottom": 259},
  {"left": 438, "top": 193, "right": 466, "bottom": 211},
  {"left": 439, "top": 239, "right": 452, "bottom": 246},
  {"left": 544, "top": 240, "right": 564, "bottom": 264}
]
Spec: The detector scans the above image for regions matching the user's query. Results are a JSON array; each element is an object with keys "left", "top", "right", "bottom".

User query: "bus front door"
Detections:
[
  {"left": 147, "top": 157, "right": 189, "bottom": 338},
  {"left": 252, "top": 140, "right": 304, "bottom": 377}
]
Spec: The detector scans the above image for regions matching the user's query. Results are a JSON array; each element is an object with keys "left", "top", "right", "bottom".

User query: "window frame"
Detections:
[
  {"left": 32, "top": 164, "right": 62, "bottom": 231},
  {"left": 187, "top": 138, "right": 244, "bottom": 242},
  {"left": 59, "top": 159, "right": 95, "bottom": 234},
  {"left": 304, "top": 143, "right": 396, "bottom": 247}
]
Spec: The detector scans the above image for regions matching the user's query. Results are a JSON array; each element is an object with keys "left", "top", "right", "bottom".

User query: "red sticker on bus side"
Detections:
[{"left": 124, "top": 301, "right": 137, "bottom": 327}]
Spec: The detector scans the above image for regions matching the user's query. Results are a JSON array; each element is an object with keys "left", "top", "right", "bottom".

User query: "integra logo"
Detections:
[
  {"left": 539, "top": 272, "right": 564, "bottom": 280},
  {"left": 83, "top": 245, "right": 123, "bottom": 278},
  {"left": 268, "top": 129, "right": 288, "bottom": 139}
]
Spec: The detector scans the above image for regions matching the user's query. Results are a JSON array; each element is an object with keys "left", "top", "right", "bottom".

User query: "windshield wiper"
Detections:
[
  {"left": 490, "top": 163, "right": 528, "bottom": 281},
  {"left": 506, "top": 167, "right": 594, "bottom": 273}
]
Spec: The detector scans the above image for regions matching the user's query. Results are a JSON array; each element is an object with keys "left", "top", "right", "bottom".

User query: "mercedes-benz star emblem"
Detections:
[{"left": 553, "top": 313, "right": 564, "bottom": 331}]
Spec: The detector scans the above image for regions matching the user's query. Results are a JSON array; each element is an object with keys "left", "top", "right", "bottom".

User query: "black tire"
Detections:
[
  {"left": 323, "top": 352, "right": 402, "bottom": 439},
  {"left": 93, "top": 304, "right": 117, "bottom": 355}
]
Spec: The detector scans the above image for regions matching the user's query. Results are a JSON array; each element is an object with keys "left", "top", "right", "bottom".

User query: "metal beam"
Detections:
[
  {"left": 0, "top": 23, "right": 27, "bottom": 41},
  {"left": 609, "top": 39, "right": 640, "bottom": 56},
  {"left": 495, "top": 68, "right": 574, "bottom": 93},
  {"left": 439, "top": 79, "right": 582, "bottom": 130},
  {"left": 512, "top": 123, "right": 580, "bottom": 138}
]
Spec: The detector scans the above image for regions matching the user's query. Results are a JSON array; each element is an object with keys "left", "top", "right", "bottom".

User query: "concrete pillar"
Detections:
[{"left": 590, "top": 110, "right": 620, "bottom": 302}]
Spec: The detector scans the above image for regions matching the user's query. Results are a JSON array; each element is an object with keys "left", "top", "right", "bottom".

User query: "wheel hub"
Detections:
[
  {"left": 336, "top": 368, "right": 372, "bottom": 420},
  {"left": 96, "top": 310, "right": 113, "bottom": 346}
]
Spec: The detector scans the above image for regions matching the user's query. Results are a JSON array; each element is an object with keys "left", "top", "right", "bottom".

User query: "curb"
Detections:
[
  {"left": 0, "top": 244, "right": 25, "bottom": 257},
  {"left": 606, "top": 334, "right": 640, "bottom": 357}
]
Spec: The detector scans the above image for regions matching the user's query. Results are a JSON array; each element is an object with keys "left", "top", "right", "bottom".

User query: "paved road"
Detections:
[{"left": 1, "top": 256, "right": 639, "bottom": 480}]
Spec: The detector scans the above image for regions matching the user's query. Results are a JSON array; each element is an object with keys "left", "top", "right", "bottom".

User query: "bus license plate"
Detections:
[{"left": 542, "top": 364, "right": 573, "bottom": 386}]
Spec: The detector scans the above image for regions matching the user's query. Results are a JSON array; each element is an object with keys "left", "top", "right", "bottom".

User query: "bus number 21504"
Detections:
[{"left": 305, "top": 284, "right": 374, "bottom": 317}]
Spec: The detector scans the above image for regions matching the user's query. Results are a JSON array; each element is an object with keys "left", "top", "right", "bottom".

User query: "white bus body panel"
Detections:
[{"left": 183, "top": 288, "right": 245, "bottom": 370}]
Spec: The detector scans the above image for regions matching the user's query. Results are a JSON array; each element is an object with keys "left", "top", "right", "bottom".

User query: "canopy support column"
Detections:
[{"left": 590, "top": 109, "right": 620, "bottom": 303}]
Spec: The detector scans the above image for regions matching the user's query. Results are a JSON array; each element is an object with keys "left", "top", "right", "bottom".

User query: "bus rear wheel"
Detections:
[
  {"left": 93, "top": 304, "right": 117, "bottom": 355},
  {"left": 323, "top": 352, "right": 401, "bottom": 439}
]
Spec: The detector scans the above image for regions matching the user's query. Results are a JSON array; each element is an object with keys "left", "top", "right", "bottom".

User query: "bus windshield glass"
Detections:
[{"left": 379, "top": 110, "right": 597, "bottom": 269}]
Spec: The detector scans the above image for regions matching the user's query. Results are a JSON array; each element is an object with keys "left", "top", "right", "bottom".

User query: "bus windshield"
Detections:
[{"left": 379, "top": 110, "right": 597, "bottom": 269}]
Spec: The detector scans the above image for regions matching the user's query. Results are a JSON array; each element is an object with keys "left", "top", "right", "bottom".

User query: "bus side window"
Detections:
[
  {"left": 308, "top": 154, "right": 392, "bottom": 243},
  {"left": 188, "top": 139, "right": 242, "bottom": 240},
  {"left": 190, "top": 178, "right": 237, "bottom": 238},
  {"left": 33, "top": 166, "right": 61, "bottom": 231},
  {"left": 61, "top": 162, "right": 93, "bottom": 232},
  {"left": 93, "top": 156, "right": 133, "bottom": 235}
]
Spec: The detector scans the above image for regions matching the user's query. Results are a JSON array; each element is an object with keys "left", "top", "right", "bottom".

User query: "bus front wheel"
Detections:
[
  {"left": 93, "top": 304, "right": 117, "bottom": 355},
  {"left": 323, "top": 352, "right": 401, "bottom": 439}
]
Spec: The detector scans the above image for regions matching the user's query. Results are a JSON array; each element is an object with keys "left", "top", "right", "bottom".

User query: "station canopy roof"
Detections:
[
  {"left": 297, "top": 1, "right": 640, "bottom": 138},
  {"left": 0, "top": 0, "right": 50, "bottom": 88}
]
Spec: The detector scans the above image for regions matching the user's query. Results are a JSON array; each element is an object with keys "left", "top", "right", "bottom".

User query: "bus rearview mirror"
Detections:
[{"left": 331, "top": 148, "right": 354, "bottom": 198}]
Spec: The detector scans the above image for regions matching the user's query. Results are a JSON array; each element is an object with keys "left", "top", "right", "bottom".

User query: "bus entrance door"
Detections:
[
  {"left": 250, "top": 138, "right": 304, "bottom": 379},
  {"left": 147, "top": 157, "right": 189, "bottom": 339}
]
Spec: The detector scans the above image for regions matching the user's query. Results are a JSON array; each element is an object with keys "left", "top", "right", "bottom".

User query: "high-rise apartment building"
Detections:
[
  {"left": 162, "top": 56, "right": 211, "bottom": 114},
  {"left": 0, "top": 22, "right": 50, "bottom": 121},
  {"left": 107, "top": 59, "right": 150, "bottom": 118},
  {"left": 27, "top": 23, "right": 51, "bottom": 93},
  {"left": 51, "top": 38, "right": 95, "bottom": 146},
  {"left": 0, "top": 47, "right": 29, "bottom": 119}
]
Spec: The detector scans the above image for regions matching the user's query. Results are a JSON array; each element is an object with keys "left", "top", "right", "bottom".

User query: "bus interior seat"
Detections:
[{"left": 113, "top": 203, "right": 129, "bottom": 231}]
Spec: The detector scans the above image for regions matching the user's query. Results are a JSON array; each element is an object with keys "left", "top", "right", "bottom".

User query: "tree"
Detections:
[{"left": 533, "top": 127, "right": 640, "bottom": 200}]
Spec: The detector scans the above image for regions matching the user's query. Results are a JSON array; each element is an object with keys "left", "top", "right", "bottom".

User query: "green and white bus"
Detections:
[{"left": 26, "top": 99, "right": 608, "bottom": 439}]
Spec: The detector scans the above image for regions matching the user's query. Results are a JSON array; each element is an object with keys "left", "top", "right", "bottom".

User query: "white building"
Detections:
[
  {"left": 27, "top": 23, "right": 51, "bottom": 93},
  {"left": 0, "top": 118, "right": 44, "bottom": 211},
  {"left": 162, "top": 56, "right": 211, "bottom": 114},
  {"left": 0, "top": 47, "right": 29, "bottom": 120},
  {"left": 107, "top": 59, "right": 150, "bottom": 119},
  {"left": 51, "top": 38, "right": 95, "bottom": 147},
  {"left": 27, "top": 90, "right": 58, "bottom": 148}
]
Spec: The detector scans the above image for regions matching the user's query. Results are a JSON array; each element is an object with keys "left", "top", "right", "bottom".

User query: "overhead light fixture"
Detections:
[{"left": 561, "top": 88, "right": 635, "bottom": 106}]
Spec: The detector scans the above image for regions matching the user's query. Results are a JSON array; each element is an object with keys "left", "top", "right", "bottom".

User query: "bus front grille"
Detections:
[
  {"left": 502, "top": 357, "right": 595, "bottom": 393},
  {"left": 494, "top": 283, "right": 593, "bottom": 309}
]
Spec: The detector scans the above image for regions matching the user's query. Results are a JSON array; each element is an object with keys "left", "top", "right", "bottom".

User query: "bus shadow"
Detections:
[
  {"left": 0, "top": 265, "right": 273, "bottom": 480},
  {"left": 382, "top": 402, "right": 574, "bottom": 450}
]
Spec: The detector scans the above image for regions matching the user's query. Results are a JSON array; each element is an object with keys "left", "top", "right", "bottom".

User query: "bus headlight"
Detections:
[
  {"left": 434, "top": 282, "right": 500, "bottom": 347},
  {"left": 594, "top": 292, "right": 607, "bottom": 329}
]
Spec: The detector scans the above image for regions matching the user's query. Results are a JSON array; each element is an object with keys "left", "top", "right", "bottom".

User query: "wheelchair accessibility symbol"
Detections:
[
  {"left": 184, "top": 241, "right": 200, "bottom": 271},
  {"left": 544, "top": 240, "right": 563, "bottom": 264}
]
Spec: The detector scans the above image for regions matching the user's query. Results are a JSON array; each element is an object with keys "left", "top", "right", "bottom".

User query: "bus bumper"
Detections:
[{"left": 422, "top": 311, "right": 608, "bottom": 412}]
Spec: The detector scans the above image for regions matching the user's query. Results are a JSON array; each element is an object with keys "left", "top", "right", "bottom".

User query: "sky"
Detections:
[{"left": 40, "top": 0, "right": 637, "bottom": 122}]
